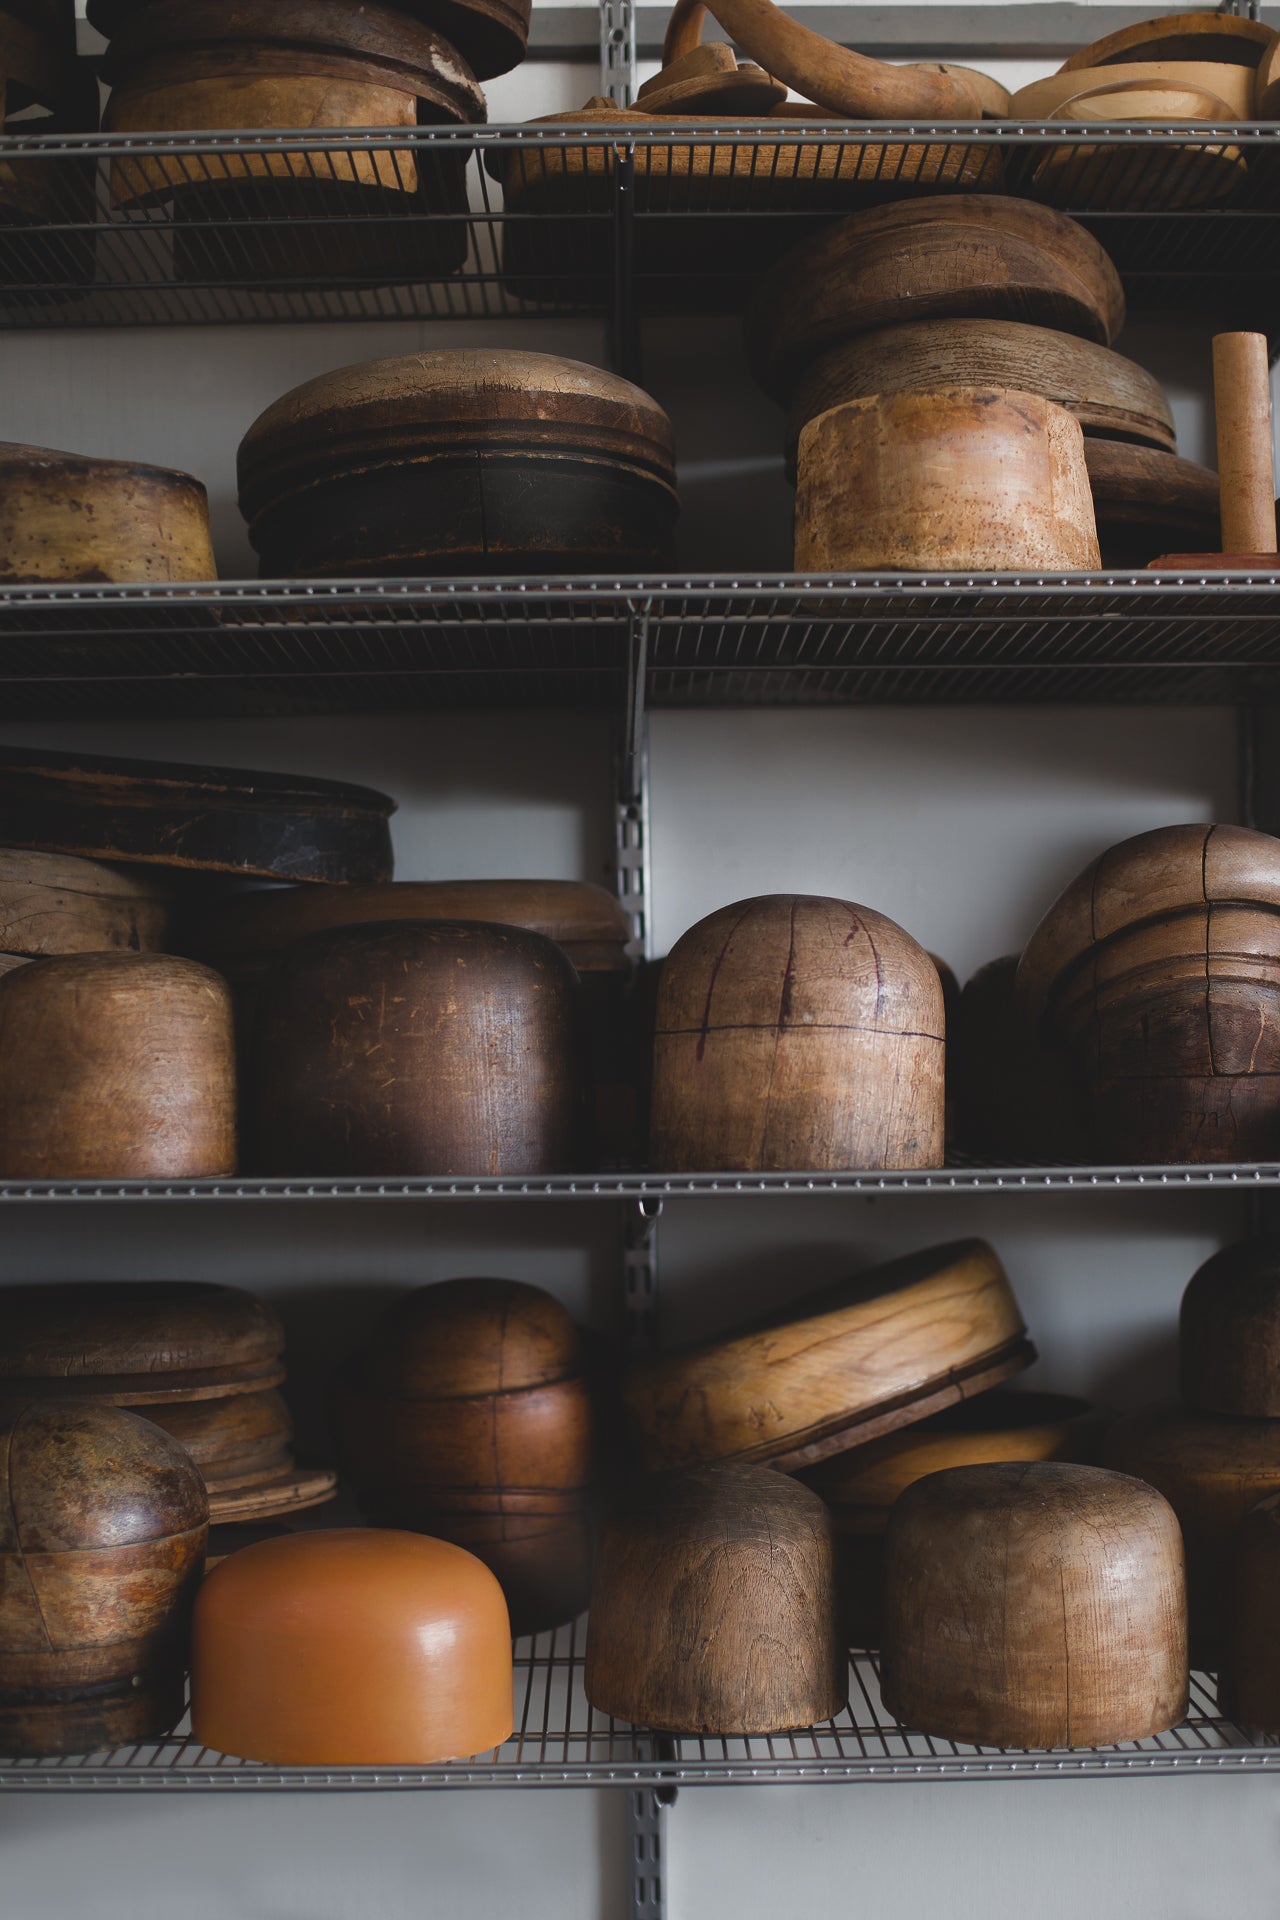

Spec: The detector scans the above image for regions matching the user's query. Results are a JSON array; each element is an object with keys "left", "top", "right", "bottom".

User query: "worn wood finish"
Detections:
[
  {"left": 1224, "top": 1492, "right": 1280, "bottom": 1732},
  {"left": 1084, "top": 440, "right": 1220, "bottom": 568},
  {"left": 746, "top": 196, "right": 1125, "bottom": 401},
  {"left": 0, "top": 953, "right": 29, "bottom": 978},
  {"left": 624, "top": 1238, "right": 1034, "bottom": 1473},
  {"left": 1060, "top": 10, "right": 1274, "bottom": 74},
  {"left": 331, "top": 1279, "right": 595, "bottom": 1632},
  {"left": 238, "top": 350, "right": 679, "bottom": 579},
  {"left": 1214, "top": 332, "right": 1277, "bottom": 556},
  {"left": 1103, "top": 1406, "right": 1280, "bottom": 1654},
  {"left": 192, "top": 1529, "right": 513, "bottom": 1764},
  {"left": 650, "top": 893, "right": 945, "bottom": 1173},
  {"left": 881, "top": 1463, "right": 1188, "bottom": 1747},
  {"left": 0, "top": 743, "right": 395, "bottom": 883},
  {"left": 795, "top": 388, "right": 1101, "bottom": 572},
  {"left": 146, "top": 1390, "right": 294, "bottom": 1491},
  {"left": 0, "top": 953, "right": 237, "bottom": 1181},
  {"left": 252, "top": 922, "right": 585, "bottom": 1177},
  {"left": 661, "top": 0, "right": 982, "bottom": 117},
  {"left": 636, "top": 40, "right": 786, "bottom": 115},
  {"left": 951, "top": 955, "right": 1092, "bottom": 1159},
  {"left": 784, "top": 319, "right": 1175, "bottom": 478},
  {"left": 0, "top": 1280, "right": 285, "bottom": 1402},
  {"left": 1009, "top": 59, "right": 1258, "bottom": 120},
  {"left": 1180, "top": 1236, "right": 1280, "bottom": 1418},
  {"left": 585, "top": 1464, "right": 846, "bottom": 1735},
  {"left": 0, "top": 441, "right": 215, "bottom": 585},
  {"left": 206, "top": 1464, "right": 339, "bottom": 1524},
  {"left": 0, "top": 848, "right": 172, "bottom": 958},
  {"left": 1017, "top": 823, "right": 1280, "bottom": 1162},
  {"left": 0, "top": 1399, "right": 207, "bottom": 1757},
  {"left": 1256, "top": 30, "right": 1280, "bottom": 115},
  {"left": 1030, "top": 84, "right": 1245, "bottom": 211}
]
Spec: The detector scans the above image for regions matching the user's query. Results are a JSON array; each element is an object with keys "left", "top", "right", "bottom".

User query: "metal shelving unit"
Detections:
[{"left": 0, "top": 1635, "right": 1268, "bottom": 1789}]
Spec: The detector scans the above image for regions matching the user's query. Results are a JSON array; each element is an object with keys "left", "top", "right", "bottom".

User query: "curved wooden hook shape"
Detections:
[{"left": 661, "top": 0, "right": 984, "bottom": 118}]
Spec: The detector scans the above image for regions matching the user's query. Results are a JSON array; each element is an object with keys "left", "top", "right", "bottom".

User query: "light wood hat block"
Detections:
[
  {"left": 0, "top": 1399, "right": 207, "bottom": 1757},
  {"left": 795, "top": 388, "right": 1101, "bottom": 573},
  {"left": 1084, "top": 440, "right": 1219, "bottom": 567},
  {"left": 0, "top": 952, "right": 237, "bottom": 1180},
  {"left": 191, "top": 1528, "right": 513, "bottom": 1764},
  {"left": 0, "top": 848, "right": 173, "bottom": 958},
  {"left": 624, "top": 1238, "right": 1035, "bottom": 1473},
  {"left": 1225, "top": 1492, "right": 1280, "bottom": 1732},
  {"left": 0, "top": 441, "right": 216, "bottom": 584},
  {"left": 1180, "top": 1236, "right": 1280, "bottom": 1417},
  {"left": 1027, "top": 80, "right": 1245, "bottom": 212},
  {"left": 650, "top": 893, "right": 945, "bottom": 1173},
  {"left": 745, "top": 196, "right": 1126, "bottom": 402},
  {"left": 880, "top": 1461, "right": 1188, "bottom": 1748},
  {"left": 584, "top": 1464, "right": 846, "bottom": 1736},
  {"left": 1060, "top": 9, "right": 1274, "bottom": 75},
  {"left": 1017, "top": 823, "right": 1280, "bottom": 1162},
  {"left": 1009, "top": 60, "right": 1258, "bottom": 121}
]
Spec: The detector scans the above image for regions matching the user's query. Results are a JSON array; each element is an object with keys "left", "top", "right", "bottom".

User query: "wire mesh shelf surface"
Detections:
[
  {"left": 4, "top": 123, "right": 1280, "bottom": 329},
  {"left": 0, "top": 1634, "right": 1269, "bottom": 1789}
]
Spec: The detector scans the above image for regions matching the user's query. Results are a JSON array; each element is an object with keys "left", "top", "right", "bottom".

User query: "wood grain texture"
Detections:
[
  {"left": 1029, "top": 91, "right": 1244, "bottom": 212},
  {"left": 147, "top": 1390, "right": 294, "bottom": 1491},
  {"left": 237, "top": 349, "right": 679, "bottom": 579},
  {"left": 623, "top": 1238, "right": 1034, "bottom": 1473},
  {"left": 1224, "top": 1491, "right": 1280, "bottom": 1732},
  {"left": 1017, "top": 823, "right": 1280, "bottom": 1162},
  {"left": 0, "top": 743, "right": 395, "bottom": 883},
  {"left": 1084, "top": 440, "right": 1220, "bottom": 568},
  {"left": 1009, "top": 59, "right": 1258, "bottom": 120},
  {"left": 585, "top": 1464, "right": 846, "bottom": 1735},
  {"left": 191, "top": 1529, "right": 513, "bottom": 1765},
  {"left": 745, "top": 196, "right": 1126, "bottom": 402},
  {"left": 880, "top": 1461, "right": 1188, "bottom": 1748},
  {"left": 0, "top": 1399, "right": 207, "bottom": 1757},
  {"left": 0, "top": 1280, "right": 284, "bottom": 1401},
  {"left": 636, "top": 40, "right": 786, "bottom": 115},
  {"left": 1213, "top": 333, "right": 1276, "bottom": 556},
  {"left": 1180, "top": 1236, "right": 1280, "bottom": 1417},
  {"left": 784, "top": 318, "right": 1176, "bottom": 478},
  {"left": 794, "top": 388, "right": 1101, "bottom": 573},
  {"left": 205, "top": 1463, "right": 338, "bottom": 1524},
  {"left": 251, "top": 921, "right": 586, "bottom": 1177},
  {"left": 650, "top": 893, "right": 945, "bottom": 1173},
  {"left": 0, "top": 441, "right": 216, "bottom": 584},
  {"left": 0, "top": 848, "right": 173, "bottom": 958},
  {"left": 1103, "top": 1405, "right": 1280, "bottom": 1653},
  {"left": 951, "top": 955, "right": 1092, "bottom": 1159},
  {"left": 1059, "top": 9, "right": 1274, "bottom": 74},
  {"left": 0, "top": 953, "right": 237, "bottom": 1180}
]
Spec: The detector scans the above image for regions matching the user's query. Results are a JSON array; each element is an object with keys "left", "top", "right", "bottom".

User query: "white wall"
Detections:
[{"left": 4, "top": 17, "right": 1278, "bottom": 1920}]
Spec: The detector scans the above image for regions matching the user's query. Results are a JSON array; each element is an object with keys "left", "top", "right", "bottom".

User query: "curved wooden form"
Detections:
[
  {"left": 880, "top": 1462, "right": 1187, "bottom": 1748},
  {"left": 205, "top": 1464, "right": 339, "bottom": 1525},
  {"left": 1084, "top": 440, "right": 1220, "bottom": 568},
  {"left": 0, "top": 953, "right": 237, "bottom": 1181},
  {"left": 1030, "top": 82, "right": 1245, "bottom": 212},
  {"left": 0, "top": 743, "right": 395, "bottom": 884},
  {"left": 585, "top": 1464, "right": 846, "bottom": 1735},
  {"left": 785, "top": 319, "right": 1176, "bottom": 477},
  {"left": 1017, "top": 823, "right": 1280, "bottom": 1162},
  {"left": 0, "top": 848, "right": 173, "bottom": 958},
  {"left": 745, "top": 196, "right": 1126, "bottom": 401},
  {"left": 238, "top": 350, "right": 679, "bottom": 579},
  {"left": 660, "top": 0, "right": 983, "bottom": 117},
  {"left": 191, "top": 1529, "right": 513, "bottom": 1764},
  {"left": 623, "top": 1238, "right": 1034, "bottom": 1473},
  {"left": 1225, "top": 1492, "right": 1280, "bottom": 1732},
  {"left": 637, "top": 38, "right": 786, "bottom": 114},
  {"left": 147, "top": 1391, "right": 294, "bottom": 1492},
  {"left": 1103, "top": 1405, "right": 1280, "bottom": 1653},
  {"left": 1009, "top": 59, "right": 1257, "bottom": 120},
  {"left": 795, "top": 388, "right": 1101, "bottom": 572},
  {"left": 0, "top": 1399, "right": 208, "bottom": 1757},
  {"left": 1180, "top": 1236, "right": 1280, "bottom": 1418},
  {"left": 650, "top": 893, "right": 945, "bottom": 1172},
  {"left": 1059, "top": 10, "right": 1274, "bottom": 74},
  {"left": 0, "top": 441, "right": 216, "bottom": 585}
]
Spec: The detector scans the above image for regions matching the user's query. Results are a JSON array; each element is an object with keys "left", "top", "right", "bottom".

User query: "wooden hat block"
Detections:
[
  {"left": 1224, "top": 1492, "right": 1280, "bottom": 1732},
  {"left": 191, "top": 1529, "right": 513, "bottom": 1765},
  {"left": 0, "top": 1399, "right": 208, "bottom": 1757},
  {"left": 880, "top": 1462, "right": 1188, "bottom": 1749},
  {"left": 1180, "top": 1236, "right": 1280, "bottom": 1418},
  {"left": 584, "top": 1464, "right": 846, "bottom": 1736},
  {"left": 1151, "top": 332, "right": 1278, "bottom": 568}
]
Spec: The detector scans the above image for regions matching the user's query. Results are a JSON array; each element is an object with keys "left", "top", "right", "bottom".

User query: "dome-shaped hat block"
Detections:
[
  {"left": 585, "top": 1465, "right": 846, "bottom": 1736},
  {"left": 1180, "top": 1236, "right": 1280, "bottom": 1416},
  {"left": 0, "top": 952, "right": 237, "bottom": 1179},
  {"left": 332, "top": 1278, "right": 596, "bottom": 1633},
  {"left": 880, "top": 1462, "right": 1188, "bottom": 1749},
  {"left": 1017, "top": 824, "right": 1280, "bottom": 1162},
  {"left": 0, "top": 1400, "right": 208, "bottom": 1757},
  {"left": 252, "top": 921, "right": 586, "bottom": 1177},
  {"left": 650, "top": 893, "right": 944, "bottom": 1173},
  {"left": 191, "top": 1529, "right": 513, "bottom": 1764}
]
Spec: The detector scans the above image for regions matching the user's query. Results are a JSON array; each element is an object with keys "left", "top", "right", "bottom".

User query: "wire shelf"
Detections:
[
  {"left": 1, "top": 574, "right": 1279, "bottom": 715},
  {"left": 0, "top": 1634, "right": 1269, "bottom": 1789},
  {"left": 3, "top": 124, "right": 1280, "bottom": 329}
]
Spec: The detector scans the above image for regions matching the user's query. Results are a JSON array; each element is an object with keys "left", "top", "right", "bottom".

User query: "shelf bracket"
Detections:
[
  {"left": 628, "top": 1782, "right": 676, "bottom": 1920},
  {"left": 615, "top": 603, "right": 652, "bottom": 964},
  {"left": 600, "top": 0, "right": 638, "bottom": 103},
  {"left": 623, "top": 1196, "right": 664, "bottom": 1356}
]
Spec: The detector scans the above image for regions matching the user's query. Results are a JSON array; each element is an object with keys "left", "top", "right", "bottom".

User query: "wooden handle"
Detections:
[
  {"left": 1213, "top": 331, "right": 1277, "bottom": 554},
  {"left": 661, "top": 0, "right": 983, "bottom": 116}
]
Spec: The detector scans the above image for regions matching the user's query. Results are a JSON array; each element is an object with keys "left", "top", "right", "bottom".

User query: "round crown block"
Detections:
[
  {"left": 650, "top": 893, "right": 945, "bottom": 1173},
  {"left": 0, "top": 848, "right": 173, "bottom": 958},
  {"left": 1180, "top": 1237, "right": 1280, "bottom": 1417},
  {"left": 251, "top": 921, "right": 586, "bottom": 1177},
  {"left": 191, "top": 1528, "right": 513, "bottom": 1764},
  {"left": 880, "top": 1462, "right": 1188, "bottom": 1749},
  {"left": 584, "top": 1464, "right": 846, "bottom": 1736},
  {"left": 0, "top": 440, "right": 216, "bottom": 585},
  {"left": 0, "top": 952, "right": 237, "bottom": 1180}
]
